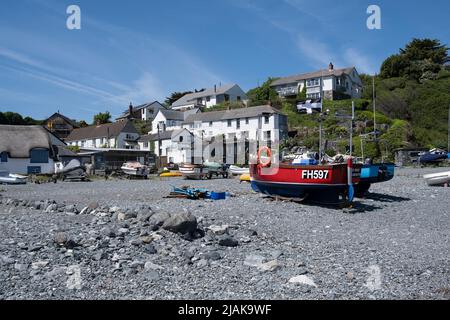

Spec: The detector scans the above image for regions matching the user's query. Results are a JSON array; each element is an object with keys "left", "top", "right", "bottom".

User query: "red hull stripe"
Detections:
[{"left": 250, "top": 179, "right": 347, "bottom": 187}]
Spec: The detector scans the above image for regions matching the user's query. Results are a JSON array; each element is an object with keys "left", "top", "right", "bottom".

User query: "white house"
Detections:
[
  {"left": 270, "top": 63, "right": 363, "bottom": 100},
  {"left": 151, "top": 108, "right": 200, "bottom": 134},
  {"left": 0, "top": 125, "right": 66, "bottom": 175},
  {"left": 116, "top": 101, "right": 166, "bottom": 121},
  {"left": 182, "top": 105, "right": 288, "bottom": 143},
  {"left": 171, "top": 84, "right": 248, "bottom": 110},
  {"left": 138, "top": 128, "right": 193, "bottom": 164},
  {"left": 66, "top": 119, "right": 140, "bottom": 149},
  {"left": 138, "top": 105, "right": 288, "bottom": 165}
]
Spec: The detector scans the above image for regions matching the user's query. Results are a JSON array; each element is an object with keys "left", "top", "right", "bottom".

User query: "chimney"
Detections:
[
  {"left": 214, "top": 85, "right": 217, "bottom": 93},
  {"left": 328, "top": 62, "right": 334, "bottom": 71},
  {"left": 128, "top": 102, "right": 133, "bottom": 116}
]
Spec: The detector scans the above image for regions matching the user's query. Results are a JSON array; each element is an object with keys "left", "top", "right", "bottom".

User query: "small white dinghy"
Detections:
[
  {"left": 0, "top": 170, "right": 27, "bottom": 185},
  {"left": 121, "top": 161, "right": 149, "bottom": 177},
  {"left": 423, "top": 171, "right": 450, "bottom": 186}
]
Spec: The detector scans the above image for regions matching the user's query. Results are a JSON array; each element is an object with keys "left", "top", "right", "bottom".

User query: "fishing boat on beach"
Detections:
[
  {"left": 0, "top": 171, "right": 27, "bottom": 185},
  {"left": 418, "top": 148, "right": 448, "bottom": 165},
  {"left": 355, "top": 162, "right": 395, "bottom": 195},
  {"left": 250, "top": 147, "right": 361, "bottom": 204}
]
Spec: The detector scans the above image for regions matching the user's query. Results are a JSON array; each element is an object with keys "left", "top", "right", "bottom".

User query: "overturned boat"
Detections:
[
  {"left": 0, "top": 171, "right": 27, "bottom": 185},
  {"left": 250, "top": 147, "right": 361, "bottom": 205},
  {"left": 55, "top": 159, "right": 87, "bottom": 181},
  {"left": 423, "top": 171, "right": 450, "bottom": 186}
]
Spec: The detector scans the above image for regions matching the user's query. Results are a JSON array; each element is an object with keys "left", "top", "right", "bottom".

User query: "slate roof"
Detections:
[
  {"left": 66, "top": 120, "right": 138, "bottom": 142},
  {"left": 45, "top": 112, "right": 80, "bottom": 128},
  {"left": 270, "top": 67, "right": 356, "bottom": 86},
  {"left": 183, "top": 105, "right": 285, "bottom": 124},
  {"left": 171, "top": 84, "right": 238, "bottom": 107}
]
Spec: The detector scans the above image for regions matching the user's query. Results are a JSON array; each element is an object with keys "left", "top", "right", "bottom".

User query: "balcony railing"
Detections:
[{"left": 276, "top": 87, "right": 298, "bottom": 96}]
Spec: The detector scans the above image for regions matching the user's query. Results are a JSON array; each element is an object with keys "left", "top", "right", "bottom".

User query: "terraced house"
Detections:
[
  {"left": 270, "top": 63, "right": 363, "bottom": 100},
  {"left": 66, "top": 120, "right": 140, "bottom": 149},
  {"left": 171, "top": 84, "right": 247, "bottom": 110}
]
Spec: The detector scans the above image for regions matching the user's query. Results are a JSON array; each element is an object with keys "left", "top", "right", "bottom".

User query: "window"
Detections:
[
  {"left": 227, "top": 119, "right": 232, "bottom": 127},
  {"left": 179, "top": 136, "right": 184, "bottom": 142},
  {"left": 264, "top": 115, "right": 270, "bottom": 124},
  {"left": 206, "top": 96, "right": 211, "bottom": 102},
  {"left": 143, "top": 142, "right": 149, "bottom": 148},
  {"left": 209, "top": 121, "right": 213, "bottom": 127},
  {"left": 307, "top": 93, "right": 321, "bottom": 99},
  {"left": 0, "top": 152, "right": 7, "bottom": 162},
  {"left": 245, "top": 118, "right": 249, "bottom": 125},
  {"left": 30, "top": 149, "right": 49, "bottom": 164},
  {"left": 236, "top": 119, "right": 240, "bottom": 129},
  {"left": 306, "top": 78, "right": 320, "bottom": 87},
  {"left": 237, "top": 96, "right": 241, "bottom": 101}
]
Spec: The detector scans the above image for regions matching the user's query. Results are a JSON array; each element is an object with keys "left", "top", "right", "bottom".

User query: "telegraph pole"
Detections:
[{"left": 373, "top": 75, "right": 377, "bottom": 139}]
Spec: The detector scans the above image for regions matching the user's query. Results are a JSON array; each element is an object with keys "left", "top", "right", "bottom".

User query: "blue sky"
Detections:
[{"left": 0, "top": 0, "right": 449, "bottom": 122}]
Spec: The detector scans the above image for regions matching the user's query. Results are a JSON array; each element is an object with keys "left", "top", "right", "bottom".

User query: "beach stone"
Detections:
[
  {"left": 258, "top": 259, "right": 281, "bottom": 272},
  {"left": 162, "top": 212, "right": 197, "bottom": 234},
  {"left": 149, "top": 212, "right": 170, "bottom": 227},
  {"left": 218, "top": 235, "right": 239, "bottom": 247},
  {"left": 288, "top": 275, "right": 318, "bottom": 287},
  {"left": 207, "top": 225, "right": 229, "bottom": 235},
  {"left": 144, "top": 261, "right": 163, "bottom": 271},
  {"left": 244, "top": 255, "right": 266, "bottom": 267},
  {"left": 204, "top": 250, "right": 222, "bottom": 261}
]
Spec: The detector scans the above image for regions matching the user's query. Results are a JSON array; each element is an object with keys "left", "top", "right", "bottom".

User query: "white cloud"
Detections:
[
  {"left": 114, "top": 72, "right": 165, "bottom": 106},
  {"left": 344, "top": 48, "right": 377, "bottom": 74},
  {"left": 296, "top": 35, "right": 344, "bottom": 69}
]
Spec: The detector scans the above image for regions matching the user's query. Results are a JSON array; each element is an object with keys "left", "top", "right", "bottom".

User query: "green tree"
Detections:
[
  {"left": 78, "top": 120, "right": 88, "bottom": 128},
  {"left": 93, "top": 112, "right": 112, "bottom": 125},
  {"left": 380, "top": 38, "right": 449, "bottom": 80},
  {"left": 164, "top": 91, "right": 193, "bottom": 106},
  {"left": 246, "top": 78, "right": 279, "bottom": 106}
]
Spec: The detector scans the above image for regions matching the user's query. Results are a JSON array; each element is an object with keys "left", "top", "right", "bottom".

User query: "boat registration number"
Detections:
[{"left": 302, "top": 170, "right": 330, "bottom": 180}]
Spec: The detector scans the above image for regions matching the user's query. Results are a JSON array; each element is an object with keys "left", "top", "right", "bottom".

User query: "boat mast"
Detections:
[
  {"left": 319, "top": 70, "right": 324, "bottom": 157},
  {"left": 350, "top": 101, "right": 355, "bottom": 156},
  {"left": 373, "top": 74, "right": 377, "bottom": 139}
]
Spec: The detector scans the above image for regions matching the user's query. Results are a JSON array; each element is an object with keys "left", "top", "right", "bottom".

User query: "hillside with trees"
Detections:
[{"left": 243, "top": 38, "right": 450, "bottom": 161}]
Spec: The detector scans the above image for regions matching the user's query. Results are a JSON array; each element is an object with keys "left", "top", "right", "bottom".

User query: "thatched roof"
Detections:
[{"left": 0, "top": 125, "right": 54, "bottom": 158}]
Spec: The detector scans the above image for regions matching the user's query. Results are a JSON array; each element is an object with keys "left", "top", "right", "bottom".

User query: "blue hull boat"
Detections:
[
  {"left": 355, "top": 163, "right": 395, "bottom": 195},
  {"left": 419, "top": 153, "right": 447, "bottom": 164}
]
